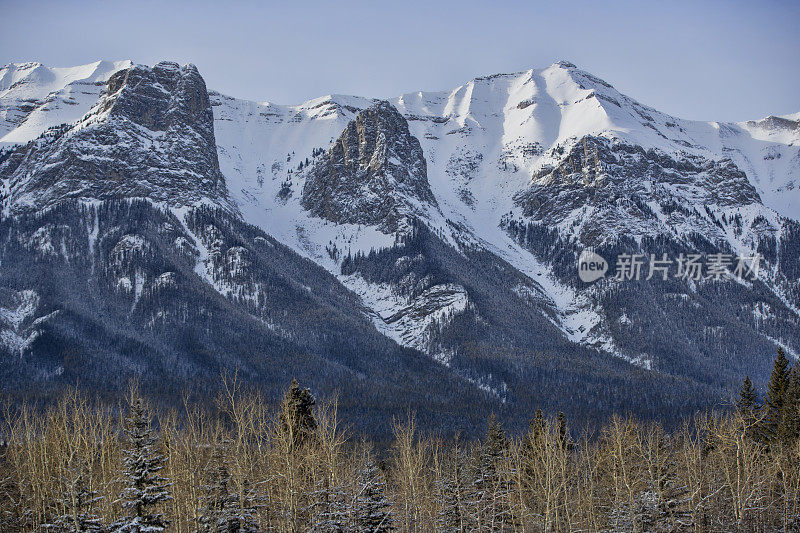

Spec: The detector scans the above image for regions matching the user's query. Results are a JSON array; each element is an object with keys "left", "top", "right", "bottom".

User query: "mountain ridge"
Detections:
[{"left": 1, "top": 59, "right": 798, "bottom": 433}]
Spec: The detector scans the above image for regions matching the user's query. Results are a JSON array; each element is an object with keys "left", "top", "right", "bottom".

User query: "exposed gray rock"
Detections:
[
  {"left": 513, "top": 136, "right": 762, "bottom": 246},
  {"left": 301, "top": 101, "right": 437, "bottom": 233},
  {"left": 0, "top": 62, "right": 228, "bottom": 213},
  {"left": 745, "top": 115, "right": 800, "bottom": 132}
]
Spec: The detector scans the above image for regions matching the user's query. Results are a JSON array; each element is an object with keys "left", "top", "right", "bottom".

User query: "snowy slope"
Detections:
[
  {"left": 209, "top": 91, "right": 399, "bottom": 263},
  {"left": 210, "top": 90, "right": 570, "bottom": 359},
  {"left": 203, "top": 62, "right": 798, "bottom": 364},
  {"left": 389, "top": 62, "right": 799, "bottom": 222},
  {"left": 2, "top": 59, "right": 798, "bottom": 371},
  {"left": 0, "top": 60, "right": 132, "bottom": 147}
]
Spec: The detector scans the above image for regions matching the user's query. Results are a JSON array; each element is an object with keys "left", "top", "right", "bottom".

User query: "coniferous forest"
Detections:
[{"left": 1, "top": 348, "right": 799, "bottom": 533}]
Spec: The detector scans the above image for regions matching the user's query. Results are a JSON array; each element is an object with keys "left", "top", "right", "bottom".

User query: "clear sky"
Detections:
[{"left": 1, "top": 0, "right": 797, "bottom": 122}]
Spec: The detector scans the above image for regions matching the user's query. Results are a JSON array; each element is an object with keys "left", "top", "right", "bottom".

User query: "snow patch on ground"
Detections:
[
  {"left": 341, "top": 274, "right": 469, "bottom": 364},
  {"left": 0, "top": 289, "right": 39, "bottom": 329},
  {"left": 0, "top": 289, "right": 43, "bottom": 356}
]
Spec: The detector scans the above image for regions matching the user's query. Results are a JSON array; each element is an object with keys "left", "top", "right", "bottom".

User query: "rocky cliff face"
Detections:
[
  {"left": 513, "top": 135, "right": 764, "bottom": 245},
  {"left": 0, "top": 62, "right": 227, "bottom": 214},
  {"left": 1, "top": 59, "right": 799, "bottom": 433},
  {"left": 208, "top": 60, "right": 800, "bottom": 417},
  {"left": 0, "top": 65, "right": 495, "bottom": 435},
  {"left": 301, "top": 101, "right": 437, "bottom": 233}
]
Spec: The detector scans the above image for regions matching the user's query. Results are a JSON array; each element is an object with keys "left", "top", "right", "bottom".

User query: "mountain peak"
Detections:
[
  {"left": 0, "top": 59, "right": 134, "bottom": 145},
  {"left": 553, "top": 60, "right": 577, "bottom": 69},
  {"left": 0, "top": 60, "right": 133, "bottom": 93},
  {"left": 1, "top": 56, "right": 799, "bottom": 438},
  {"left": 301, "top": 99, "right": 437, "bottom": 233},
  {"left": 1, "top": 60, "right": 229, "bottom": 213},
  {"left": 0, "top": 61, "right": 42, "bottom": 71}
]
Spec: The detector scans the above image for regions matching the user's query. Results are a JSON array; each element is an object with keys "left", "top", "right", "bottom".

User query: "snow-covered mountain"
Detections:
[
  {"left": 1, "top": 59, "right": 798, "bottom": 431},
  {"left": 209, "top": 61, "right": 799, "bottom": 364},
  {"left": 0, "top": 60, "right": 133, "bottom": 146}
]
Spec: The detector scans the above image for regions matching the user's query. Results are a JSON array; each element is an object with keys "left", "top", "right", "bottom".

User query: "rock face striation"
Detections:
[
  {"left": 0, "top": 62, "right": 227, "bottom": 213},
  {"left": 512, "top": 136, "right": 764, "bottom": 245},
  {"left": 301, "top": 101, "right": 437, "bottom": 233},
  {"left": 1, "top": 58, "right": 799, "bottom": 433},
  {"left": 0, "top": 64, "right": 495, "bottom": 435}
]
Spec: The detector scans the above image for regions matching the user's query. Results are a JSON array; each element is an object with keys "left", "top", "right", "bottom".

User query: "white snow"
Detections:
[
  {"left": 204, "top": 60, "right": 800, "bottom": 365},
  {"left": 0, "top": 289, "right": 43, "bottom": 356},
  {"left": 0, "top": 289, "right": 38, "bottom": 329},
  {"left": 0, "top": 60, "right": 132, "bottom": 146},
  {"left": 341, "top": 275, "right": 469, "bottom": 362},
  {"left": 2, "top": 59, "right": 797, "bottom": 368}
]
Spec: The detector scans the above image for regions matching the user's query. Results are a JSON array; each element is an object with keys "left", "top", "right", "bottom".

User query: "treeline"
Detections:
[{"left": 1, "top": 350, "right": 799, "bottom": 532}]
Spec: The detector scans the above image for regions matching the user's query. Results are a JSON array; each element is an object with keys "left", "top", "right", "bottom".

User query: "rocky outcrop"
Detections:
[
  {"left": 513, "top": 136, "right": 762, "bottom": 246},
  {"left": 745, "top": 115, "right": 799, "bottom": 133},
  {"left": 0, "top": 62, "right": 228, "bottom": 213},
  {"left": 301, "top": 101, "right": 437, "bottom": 233}
]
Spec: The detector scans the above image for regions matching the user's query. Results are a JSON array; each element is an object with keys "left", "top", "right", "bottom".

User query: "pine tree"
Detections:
[
  {"left": 279, "top": 378, "right": 318, "bottom": 448},
  {"left": 112, "top": 396, "right": 172, "bottom": 533},
  {"left": 764, "top": 347, "right": 791, "bottom": 443},
  {"left": 354, "top": 459, "right": 394, "bottom": 533},
  {"left": 778, "top": 366, "right": 800, "bottom": 445},
  {"left": 521, "top": 408, "right": 546, "bottom": 471},
  {"left": 434, "top": 446, "right": 467, "bottom": 533},
  {"left": 196, "top": 441, "right": 259, "bottom": 533},
  {"left": 469, "top": 415, "right": 513, "bottom": 531},
  {"left": 435, "top": 474, "right": 463, "bottom": 533},
  {"left": 0, "top": 461, "right": 31, "bottom": 533},
  {"left": 531, "top": 409, "right": 545, "bottom": 444},
  {"left": 557, "top": 411, "right": 570, "bottom": 451},
  {"left": 307, "top": 479, "right": 350, "bottom": 533},
  {"left": 44, "top": 459, "right": 105, "bottom": 533},
  {"left": 736, "top": 375, "right": 759, "bottom": 414},
  {"left": 736, "top": 375, "right": 762, "bottom": 441}
]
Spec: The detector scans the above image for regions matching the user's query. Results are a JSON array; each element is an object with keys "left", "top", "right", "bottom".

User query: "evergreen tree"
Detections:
[
  {"left": 434, "top": 447, "right": 466, "bottom": 533},
  {"left": 531, "top": 409, "right": 545, "bottom": 443},
  {"left": 522, "top": 408, "right": 547, "bottom": 464},
  {"left": 112, "top": 396, "right": 172, "bottom": 533},
  {"left": 736, "top": 375, "right": 762, "bottom": 441},
  {"left": 736, "top": 375, "right": 759, "bottom": 414},
  {"left": 279, "top": 378, "right": 318, "bottom": 448},
  {"left": 354, "top": 459, "right": 394, "bottom": 532},
  {"left": 196, "top": 441, "right": 259, "bottom": 533},
  {"left": 307, "top": 479, "right": 350, "bottom": 533},
  {"left": 557, "top": 411, "right": 570, "bottom": 450},
  {"left": 778, "top": 366, "right": 800, "bottom": 445},
  {"left": 44, "top": 460, "right": 105, "bottom": 533},
  {"left": 469, "top": 415, "right": 513, "bottom": 531},
  {"left": 0, "top": 465, "right": 31, "bottom": 533},
  {"left": 434, "top": 475, "right": 464, "bottom": 533},
  {"left": 764, "top": 347, "right": 791, "bottom": 443}
]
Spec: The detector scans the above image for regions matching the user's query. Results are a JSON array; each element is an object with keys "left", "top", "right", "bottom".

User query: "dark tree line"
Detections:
[{"left": 736, "top": 346, "right": 800, "bottom": 447}]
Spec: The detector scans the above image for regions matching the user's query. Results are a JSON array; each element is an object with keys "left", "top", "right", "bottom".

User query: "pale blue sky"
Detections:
[{"left": 1, "top": 0, "right": 797, "bottom": 122}]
